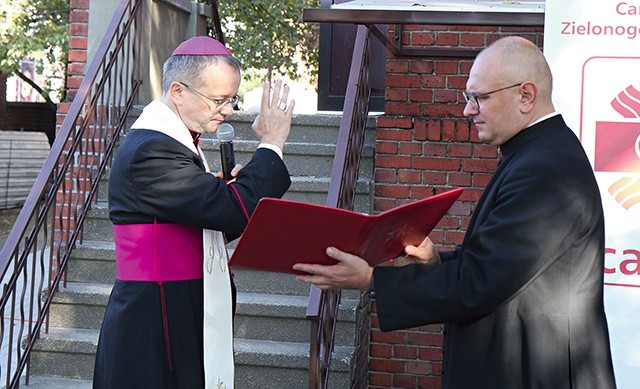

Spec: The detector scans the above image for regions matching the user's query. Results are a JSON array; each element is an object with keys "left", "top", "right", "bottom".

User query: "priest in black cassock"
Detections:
[
  {"left": 93, "top": 36, "right": 294, "bottom": 389},
  {"left": 294, "top": 36, "right": 616, "bottom": 388}
]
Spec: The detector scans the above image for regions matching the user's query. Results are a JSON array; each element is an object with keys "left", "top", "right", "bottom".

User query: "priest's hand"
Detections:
[
  {"left": 252, "top": 79, "right": 295, "bottom": 151},
  {"left": 293, "top": 247, "right": 373, "bottom": 291},
  {"left": 214, "top": 164, "right": 243, "bottom": 180},
  {"left": 396, "top": 236, "right": 441, "bottom": 266}
]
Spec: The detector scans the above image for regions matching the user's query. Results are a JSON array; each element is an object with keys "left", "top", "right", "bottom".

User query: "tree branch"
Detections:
[{"left": 15, "top": 70, "right": 56, "bottom": 112}]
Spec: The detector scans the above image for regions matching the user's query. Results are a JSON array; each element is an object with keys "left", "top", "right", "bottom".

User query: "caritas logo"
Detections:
[{"left": 595, "top": 85, "right": 640, "bottom": 209}]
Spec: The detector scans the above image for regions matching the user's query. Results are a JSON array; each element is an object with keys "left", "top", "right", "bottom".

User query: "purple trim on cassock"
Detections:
[{"left": 114, "top": 223, "right": 203, "bottom": 281}]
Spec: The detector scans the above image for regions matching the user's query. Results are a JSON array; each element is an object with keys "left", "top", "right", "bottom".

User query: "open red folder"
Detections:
[{"left": 229, "top": 187, "right": 463, "bottom": 274}]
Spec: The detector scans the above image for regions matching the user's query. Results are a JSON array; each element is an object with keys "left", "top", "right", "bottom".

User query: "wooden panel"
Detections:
[{"left": 0, "top": 131, "right": 50, "bottom": 209}]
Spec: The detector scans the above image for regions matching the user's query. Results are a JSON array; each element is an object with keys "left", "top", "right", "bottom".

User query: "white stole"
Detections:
[{"left": 200, "top": 149, "right": 235, "bottom": 389}]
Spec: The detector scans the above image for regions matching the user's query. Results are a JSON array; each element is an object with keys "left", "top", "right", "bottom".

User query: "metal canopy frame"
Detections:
[{"left": 304, "top": 6, "right": 545, "bottom": 57}]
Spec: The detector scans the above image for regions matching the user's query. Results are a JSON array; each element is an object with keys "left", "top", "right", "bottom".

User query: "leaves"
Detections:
[
  {"left": 0, "top": 0, "right": 69, "bottom": 101},
  {"left": 217, "top": 0, "right": 319, "bottom": 82}
]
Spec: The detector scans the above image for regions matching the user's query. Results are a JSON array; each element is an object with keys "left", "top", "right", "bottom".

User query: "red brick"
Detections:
[
  {"left": 387, "top": 74, "right": 422, "bottom": 88},
  {"left": 417, "top": 375, "right": 442, "bottom": 389},
  {"left": 393, "top": 374, "right": 418, "bottom": 388},
  {"left": 434, "top": 89, "right": 457, "bottom": 103},
  {"left": 435, "top": 33, "right": 460, "bottom": 46},
  {"left": 441, "top": 120, "right": 456, "bottom": 141},
  {"left": 70, "top": 10, "right": 89, "bottom": 23},
  {"left": 69, "top": 23, "right": 88, "bottom": 36},
  {"left": 70, "top": 0, "right": 89, "bottom": 9},
  {"left": 407, "top": 332, "right": 444, "bottom": 347},
  {"left": 369, "top": 372, "right": 393, "bottom": 387},
  {"left": 398, "top": 170, "right": 421, "bottom": 184},
  {"left": 377, "top": 155, "right": 412, "bottom": 169},
  {"left": 423, "top": 143, "right": 447, "bottom": 157},
  {"left": 386, "top": 102, "right": 421, "bottom": 116},
  {"left": 449, "top": 144, "right": 472, "bottom": 158},
  {"left": 375, "top": 169, "right": 397, "bottom": 183},
  {"left": 68, "top": 50, "right": 87, "bottom": 62},
  {"left": 460, "top": 33, "right": 485, "bottom": 47},
  {"left": 393, "top": 344, "right": 418, "bottom": 359},
  {"left": 448, "top": 172, "right": 472, "bottom": 186},
  {"left": 385, "top": 88, "right": 408, "bottom": 102},
  {"left": 376, "top": 141, "right": 399, "bottom": 155},
  {"left": 475, "top": 143, "right": 500, "bottom": 158},
  {"left": 421, "top": 75, "right": 445, "bottom": 88},
  {"left": 407, "top": 360, "right": 431, "bottom": 375},
  {"left": 411, "top": 32, "right": 436, "bottom": 46},
  {"left": 421, "top": 171, "right": 447, "bottom": 185},
  {"left": 375, "top": 184, "right": 410, "bottom": 199},
  {"left": 409, "top": 60, "right": 434, "bottom": 74},
  {"left": 369, "top": 358, "right": 406, "bottom": 373},
  {"left": 463, "top": 159, "right": 498, "bottom": 173},
  {"left": 434, "top": 61, "right": 459, "bottom": 75},
  {"left": 418, "top": 347, "right": 443, "bottom": 362},
  {"left": 69, "top": 37, "right": 88, "bottom": 50},
  {"left": 371, "top": 343, "right": 393, "bottom": 358},
  {"left": 447, "top": 230, "right": 466, "bottom": 245},
  {"left": 399, "top": 142, "right": 421, "bottom": 155},
  {"left": 412, "top": 157, "right": 461, "bottom": 171},
  {"left": 411, "top": 185, "right": 436, "bottom": 199},
  {"left": 422, "top": 104, "right": 464, "bottom": 117},
  {"left": 374, "top": 198, "right": 396, "bottom": 212},
  {"left": 387, "top": 60, "right": 409, "bottom": 74},
  {"left": 427, "top": 119, "right": 441, "bottom": 141},
  {"left": 377, "top": 128, "right": 413, "bottom": 141},
  {"left": 413, "top": 119, "right": 427, "bottom": 141},
  {"left": 377, "top": 116, "right": 413, "bottom": 129},
  {"left": 408, "top": 89, "right": 433, "bottom": 103},
  {"left": 473, "top": 173, "right": 494, "bottom": 188},
  {"left": 447, "top": 75, "right": 468, "bottom": 90}
]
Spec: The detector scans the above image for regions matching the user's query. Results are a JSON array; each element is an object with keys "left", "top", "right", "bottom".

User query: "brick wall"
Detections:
[
  {"left": 52, "top": 0, "right": 90, "bottom": 259},
  {"left": 369, "top": 24, "right": 544, "bottom": 388}
]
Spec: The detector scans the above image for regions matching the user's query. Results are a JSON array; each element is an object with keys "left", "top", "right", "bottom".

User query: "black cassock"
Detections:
[
  {"left": 93, "top": 101, "right": 290, "bottom": 389},
  {"left": 373, "top": 115, "right": 616, "bottom": 389}
]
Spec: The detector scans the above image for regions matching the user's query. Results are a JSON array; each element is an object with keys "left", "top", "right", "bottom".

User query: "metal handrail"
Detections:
[
  {"left": 0, "top": 0, "right": 142, "bottom": 386},
  {"left": 306, "top": 24, "right": 374, "bottom": 388}
]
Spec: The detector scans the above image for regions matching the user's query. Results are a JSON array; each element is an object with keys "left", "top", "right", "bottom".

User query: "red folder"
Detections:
[{"left": 229, "top": 187, "right": 463, "bottom": 274}]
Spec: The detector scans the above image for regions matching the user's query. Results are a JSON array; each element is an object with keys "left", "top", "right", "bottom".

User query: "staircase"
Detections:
[{"left": 23, "top": 110, "right": 376, "bottom": 388}]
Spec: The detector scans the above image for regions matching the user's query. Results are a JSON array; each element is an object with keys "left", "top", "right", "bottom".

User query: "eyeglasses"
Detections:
[
  {"left": 178, "top": 81, "right": 239, "bottom": 110},
  {"left": 462, "top": 82, "right": 522, "bottom": 110}
]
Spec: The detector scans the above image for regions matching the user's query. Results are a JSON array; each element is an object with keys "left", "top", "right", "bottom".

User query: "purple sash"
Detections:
[{"left": 114, "top": 223, "right": 203, "bottom": 281}]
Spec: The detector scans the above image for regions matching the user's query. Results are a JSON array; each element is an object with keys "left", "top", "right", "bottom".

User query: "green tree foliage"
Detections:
[
  {"left": 0, "top": 0, "right": 69, "bottom": 106},
  {"left": 216, "top": 0, "right": 319, "bottom": 83}
]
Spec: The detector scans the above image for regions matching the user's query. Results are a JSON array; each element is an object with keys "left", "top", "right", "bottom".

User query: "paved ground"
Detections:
[{"left": 0, "top": 207, "right": 21, "bottom": 250}]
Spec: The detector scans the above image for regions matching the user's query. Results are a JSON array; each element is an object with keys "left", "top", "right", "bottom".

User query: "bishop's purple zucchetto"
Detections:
[{"left": 171, "top": 35, "right": 232, "bottom": 57}]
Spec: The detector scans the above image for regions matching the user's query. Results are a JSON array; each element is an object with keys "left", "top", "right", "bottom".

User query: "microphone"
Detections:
[{"left": 216, "top": 123, "right": 235, "bottom": 180}]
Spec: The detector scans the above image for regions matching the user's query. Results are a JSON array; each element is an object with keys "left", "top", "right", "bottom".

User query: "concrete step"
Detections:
[
  {"left": 68, "top": 240, "right": 361, "bottom": 298},
  {"left": 28, "top": 327, "right": 98, "bottom": 381},
  {"left": 85, "top": 176, "right": 373, "bottom": 242},
  {"left": 200, "top": 139, "right": 375, "bottom": 180},
  {"left": 234, "top": 339, "right": 353, "bottom": 389},
  {"left": 28, "top": 328, "right": 353, "bottom": 387},
  {"left": 126, "top": 107, "right": 378, "bottom": 145},
  {"left": 29, "top": 111, "right": 373, "bottom": 386},
  {"left": 48, "top": 283, "right": 358, "bottom": 345},
  {"left": 20, "top": 375, "right": 92, "bottom": 389}
]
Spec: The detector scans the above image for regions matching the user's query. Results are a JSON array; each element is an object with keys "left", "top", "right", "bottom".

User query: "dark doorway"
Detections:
[{"left": 317, "top": 0, "right": 386, "bottom": 112}]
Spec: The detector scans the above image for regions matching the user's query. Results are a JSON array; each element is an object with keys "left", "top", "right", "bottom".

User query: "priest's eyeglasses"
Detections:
[
  {"left": 462, "top": 83, "right": 522, "bottom": 110},
  {"left": 179, "top": 82, "right": 239, "bottom": 110}
]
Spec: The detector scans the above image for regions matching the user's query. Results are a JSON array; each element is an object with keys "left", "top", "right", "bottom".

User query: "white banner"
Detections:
[{"left": 544, "top": 2, "right": 640, "bottom": 387}]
